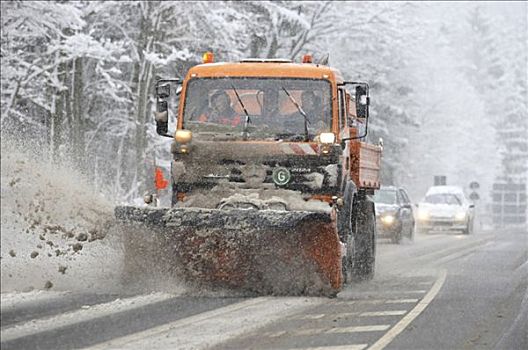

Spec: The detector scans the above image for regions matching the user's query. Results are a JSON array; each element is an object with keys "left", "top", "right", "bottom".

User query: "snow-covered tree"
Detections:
[
  {"left": 2, "top": 1, "right": 525, "bottom": 206},
  {"left": 327, "top": 2, "right": 423, "bottom": 186}
]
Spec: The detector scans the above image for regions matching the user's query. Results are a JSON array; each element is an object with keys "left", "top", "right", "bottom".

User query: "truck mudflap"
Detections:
[{"left": 115, "top": 206, "right": 343, "bottom": 296}]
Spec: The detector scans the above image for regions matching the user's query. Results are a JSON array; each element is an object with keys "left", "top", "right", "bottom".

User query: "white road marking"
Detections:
[
  {"left": 435, "top": 241, "right": 489, "bottom": 265},
  {"left": 418, "top": 281, "right": 433, "bottom": 286},
  {"left": 367, "top": 269, "right": 448, "bottom": 350},
  {"left": 326, "top": 325, "right": 391, "bottom": 333},
  {"left": 0, "top": 291, "right": 71, "bottom": 312},
  {"left": 1, "top": 293, "right": 175, "bottom": 343},
  {"left": 332, "top": 299, "right": 384, "bottom": 305},
  {"left": 333, "top": 312, "right": 359, "bottom": 317},
  {"left": 267, "top": 324, "right": 390, "bottom": 338},
  {"left": 399, "top": 290, "right": 427, "bottom": 294},
  {"left": 294, "top": 308, "right": 410, "bottom": 320},
  {"left": 385, "top": 298, "right": 419, "bottom": 304},
  {"left": 295, "top": 313, "right": 327, "bottom": 319},
  {"left": 415, "top": 238, "right": 491, "bottom": 264},
  {"left": 85, "top": 297, "right": 326, "bottom": 350},
  {"left": 267, "top": 330, "right": 288, "bottom": 338},
  {"left": 360, "top": 310, "right": 407, "bottom": 317}
]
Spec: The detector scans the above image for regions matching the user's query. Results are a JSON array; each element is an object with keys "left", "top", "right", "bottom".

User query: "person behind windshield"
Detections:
[
  {"left": 198, "top": 90, "right": 241, "bottom": 126},
  {"left": 284, "top": 90, "right": 326, "bottom": 134}
]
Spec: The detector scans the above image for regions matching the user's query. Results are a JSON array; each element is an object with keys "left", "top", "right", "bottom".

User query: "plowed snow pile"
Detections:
[{"left": 0, "top": 139, "right": 122, "bottom": 293}]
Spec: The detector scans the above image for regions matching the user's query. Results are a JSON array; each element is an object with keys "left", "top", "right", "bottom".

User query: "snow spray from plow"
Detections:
[{"left": 115, "top": 206, "right": 343, "bottom": 296}]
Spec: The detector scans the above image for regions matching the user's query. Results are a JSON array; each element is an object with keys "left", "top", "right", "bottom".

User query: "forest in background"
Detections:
[{"left": 1, "top": 1, "right": 526, "bottom": 204}]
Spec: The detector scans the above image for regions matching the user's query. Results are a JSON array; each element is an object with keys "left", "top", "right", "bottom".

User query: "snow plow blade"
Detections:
[{"left": 115, "top": 206, "right": 342, "bottom": 296}]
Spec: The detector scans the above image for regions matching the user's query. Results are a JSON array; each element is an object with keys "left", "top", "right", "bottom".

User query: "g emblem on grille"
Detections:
[{"left": 272, "top": 167, "right": 291, "bottom": 186}]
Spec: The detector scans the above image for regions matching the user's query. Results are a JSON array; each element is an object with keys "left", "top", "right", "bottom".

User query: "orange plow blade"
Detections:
[{"left": 116, "top": 206, "right": 343, "bottom": 296}]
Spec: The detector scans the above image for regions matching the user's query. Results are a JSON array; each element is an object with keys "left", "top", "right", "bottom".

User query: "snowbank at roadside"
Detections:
[{"left": 1, "top": 139, "right": 123, "bottom": 293}]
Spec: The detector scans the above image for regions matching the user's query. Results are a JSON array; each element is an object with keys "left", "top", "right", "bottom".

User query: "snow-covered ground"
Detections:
[{"left": 0, "top": 139, "right": 123, "bottom": 293}]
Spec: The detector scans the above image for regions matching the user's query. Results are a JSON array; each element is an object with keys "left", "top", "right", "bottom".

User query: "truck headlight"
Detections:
[
  {"left": 319, "top": 132, "right": 335, "bottom": 144},
  {"left": 175, "top": 129, "right": 192, "bottom": 144},
  {"left": 381, "top": 215, "right": 395, "bottom": 225}
]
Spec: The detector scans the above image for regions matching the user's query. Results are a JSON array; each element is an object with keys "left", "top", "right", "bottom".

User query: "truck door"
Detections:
[{"left": 338, "top": 87, "right": 350, "bottom": 189}]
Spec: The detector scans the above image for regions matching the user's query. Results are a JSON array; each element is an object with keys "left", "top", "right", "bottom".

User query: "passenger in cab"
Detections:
[{"left": 198, "top": 90, "right": 241, "bottom": 126}]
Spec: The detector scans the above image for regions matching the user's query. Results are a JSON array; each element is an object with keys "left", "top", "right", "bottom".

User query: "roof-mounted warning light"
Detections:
[
  {"left": 302, "top": 54, "right": 313, "bottom": 64},
  {"left": 202, "top": 51, "right": 214, "bottom": 64}
]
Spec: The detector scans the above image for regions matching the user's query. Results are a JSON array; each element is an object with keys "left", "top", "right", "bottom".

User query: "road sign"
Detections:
[
  {"left": 434, "top": 176, "right": 446, "bottom": 186},
  {"left": 491, "top": 182, "right": 527, "bottom": 226},
  {"left": 469, "top": 181, "right": 480, "bottom": 190}
]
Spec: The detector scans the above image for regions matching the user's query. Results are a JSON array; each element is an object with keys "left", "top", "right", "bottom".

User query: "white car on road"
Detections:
[{"left": 416, "top": 186, "right": 475, "bottom": 234}]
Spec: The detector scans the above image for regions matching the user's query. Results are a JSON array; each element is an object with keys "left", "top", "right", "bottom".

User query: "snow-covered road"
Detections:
[{"left": 2, "top": 229, "right": 526, "bottom": 350}]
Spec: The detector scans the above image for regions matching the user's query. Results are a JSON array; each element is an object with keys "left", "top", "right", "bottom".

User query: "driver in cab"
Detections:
[{"left": 198, "top": 90, "right": 241, "bottom": 127}]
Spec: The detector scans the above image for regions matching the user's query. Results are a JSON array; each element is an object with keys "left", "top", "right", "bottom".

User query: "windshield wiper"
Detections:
[
  {"left": 231, "top": 84, "right": 251, "bottom": 140},
  {"left": 281, "top": 86, "right": 310, "bottom": 141}
]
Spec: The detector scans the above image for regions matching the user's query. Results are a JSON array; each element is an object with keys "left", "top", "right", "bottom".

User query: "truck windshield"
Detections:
[{"left": 182, "top": 78, "right": 332, "bottom": 141}]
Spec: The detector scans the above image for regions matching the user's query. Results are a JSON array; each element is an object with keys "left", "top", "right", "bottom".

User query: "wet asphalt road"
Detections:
[{"left": 1, "top": 227, "right": 526, "bottom": 350}]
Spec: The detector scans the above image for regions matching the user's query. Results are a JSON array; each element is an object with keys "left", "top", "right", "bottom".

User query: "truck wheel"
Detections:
[
  {"left": 339, "top": 183, "right": 355, "bottom": 285},
  {"left": 342, "top": 234, "right": 354, "bottom": 285},
  {"left": 351, "top": 196, "right": 376, "bottom": 281}
]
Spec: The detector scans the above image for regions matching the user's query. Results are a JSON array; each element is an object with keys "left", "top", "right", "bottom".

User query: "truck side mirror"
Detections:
[
  {"left": 155, "top": 84, "right": 169, "bottom": 135},
  {"left": 156, "top": 83, "right": 170, "bottom": 99},
  {"left": 154, "top": 79, "right": 181, "bottom": 138},
  {"left": 355, "top": 85, "right": 369, "bottom": 119},
  {"left": 339, "top": 81, "right": 369, "bottom": 141},
  {"left": 155, "top": 101, "right": 169, "bottom": 135}
]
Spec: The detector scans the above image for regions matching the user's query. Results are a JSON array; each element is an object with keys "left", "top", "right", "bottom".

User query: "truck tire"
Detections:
[
  {"left": 343, "top": 234, "right": 354, "bottom": 284},
  {"left": 339, "top": 182, "right": 355, "bottom": 285},
  {"left": 351, "top": 195, "right": 376, "bottom": 281}
]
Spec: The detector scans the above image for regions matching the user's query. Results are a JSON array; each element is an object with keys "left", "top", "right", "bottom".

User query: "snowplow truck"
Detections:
[{"left": 116, "top": 54, "right": 382, "bottom": 296}]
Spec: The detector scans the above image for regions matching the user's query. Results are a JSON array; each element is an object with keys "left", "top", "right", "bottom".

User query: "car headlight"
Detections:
[
  {"left": 455, "top": 211, "right": 466, "bottom": 221},
  {"left": 417, "top": 208, "right": 429, "bottom": 221},
  {"left": 381, "top": 215, "right": 395, "bottom": 225}
]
